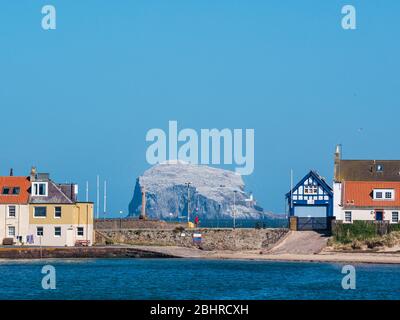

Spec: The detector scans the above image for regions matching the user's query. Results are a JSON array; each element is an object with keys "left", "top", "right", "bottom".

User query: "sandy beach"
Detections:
[{"left": 132, "top": 245, "right": 400, "bottom": 264}]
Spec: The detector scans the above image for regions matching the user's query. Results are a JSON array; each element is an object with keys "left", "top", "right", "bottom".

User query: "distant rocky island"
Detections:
[{"left": 128, "top": 162, "right": 264, "bottom": 220}]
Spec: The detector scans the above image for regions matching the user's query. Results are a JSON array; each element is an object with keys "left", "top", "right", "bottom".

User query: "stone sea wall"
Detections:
[
  {"left": 0, "top": 247, "right": 175, "bottom": 259},
  {"left": 96, "top": 228, "right": 289, "bottom": 251},
  {"left": 94, "top": 218, "right": 185, "bottom": 230}
]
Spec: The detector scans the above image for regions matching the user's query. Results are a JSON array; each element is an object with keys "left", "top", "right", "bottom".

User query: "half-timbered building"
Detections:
[{"left": 286, "top": 170, "right": 333, "bottom": 231}]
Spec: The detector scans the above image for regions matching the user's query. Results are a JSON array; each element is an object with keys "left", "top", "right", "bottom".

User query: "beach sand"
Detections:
[{"left": 132, "top": 245, "right": 400, "bottom": 264}]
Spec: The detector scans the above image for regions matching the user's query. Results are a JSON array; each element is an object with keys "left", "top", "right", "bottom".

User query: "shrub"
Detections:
[
  {"left": 389, "top": 224, "right": 400, "bottom": 233},
  {"left": 333, "top": 221, "right": 377, "bottom": 244}
]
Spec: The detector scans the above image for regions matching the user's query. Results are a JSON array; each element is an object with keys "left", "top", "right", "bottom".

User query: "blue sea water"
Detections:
[{"left": 0, "top": 259, "right": 399, "bottom": 300}]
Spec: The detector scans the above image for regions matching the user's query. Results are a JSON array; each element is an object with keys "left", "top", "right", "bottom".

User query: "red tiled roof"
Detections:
[
  {"left": 0, "top": 176, "right": 30, "bottom": 204},
  {"left": 343, "top": 181, "right": 400, "bottom": 207}
]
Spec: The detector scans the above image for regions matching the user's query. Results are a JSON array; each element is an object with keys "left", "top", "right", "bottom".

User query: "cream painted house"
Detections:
[
  {"left": 0, "top": 176, "right": 31, "bottom": 245},
  {"left": 28, "top": 169, "right": 94, "bottom": 247},
  {"left": 0, "top": 168, "right": 94, "bottom": 247}
]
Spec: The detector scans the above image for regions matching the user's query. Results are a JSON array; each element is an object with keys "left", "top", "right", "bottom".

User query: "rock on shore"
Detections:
[{"left": 128, "top": 162, "right": 263, "bottom": 219}]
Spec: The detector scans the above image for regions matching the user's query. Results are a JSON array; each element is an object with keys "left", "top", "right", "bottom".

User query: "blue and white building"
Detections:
[{"left": 286, "top": 170, "right": 333, "bottom": 230}]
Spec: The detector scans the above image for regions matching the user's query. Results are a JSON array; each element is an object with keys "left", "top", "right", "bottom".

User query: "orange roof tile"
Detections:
[
  {"left": 343, "top": 181, "right": 400, "bottom": 207},
  {"left": 0, "top": 176, "right": 30, "bottom": 204}
]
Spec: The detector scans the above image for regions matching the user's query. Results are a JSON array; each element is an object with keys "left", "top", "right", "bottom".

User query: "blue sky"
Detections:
[{"left": 1, "top": 1, "right": 399, "bottom": 216}]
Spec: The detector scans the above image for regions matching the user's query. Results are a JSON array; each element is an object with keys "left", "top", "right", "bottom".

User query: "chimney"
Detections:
[
  {"left": 30, "top": 166, "right": 37, "bottom": 181},
  {"left": 140, "top": 186, "right": 147, "bottom": 220},
  {"left": 334, "top": 145, "right": 342, "bottom": 182},
  {"left": 9, "top": 168, "right": 13, "bottom": 176}
]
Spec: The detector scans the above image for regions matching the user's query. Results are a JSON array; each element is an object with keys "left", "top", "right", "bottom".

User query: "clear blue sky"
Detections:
[{"left": 1, "top": 1, "right": 399, "bottom": 217}]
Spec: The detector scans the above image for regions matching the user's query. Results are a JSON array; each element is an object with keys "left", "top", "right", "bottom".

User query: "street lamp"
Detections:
[{"left": 185, "top": 182, "right": 192, "bottom": 223}]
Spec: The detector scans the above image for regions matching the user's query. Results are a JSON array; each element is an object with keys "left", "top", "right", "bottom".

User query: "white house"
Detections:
[
  {"left": 333, "top": 145, "right": 400, "bottom": 224},
  {"left": 0, "top": 176, "right": 30, "bottom": 244}
]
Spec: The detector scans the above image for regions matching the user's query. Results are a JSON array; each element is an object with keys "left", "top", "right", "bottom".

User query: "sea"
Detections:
[{"left": 0, "top": 258, "right": 399, "bottom": 300}]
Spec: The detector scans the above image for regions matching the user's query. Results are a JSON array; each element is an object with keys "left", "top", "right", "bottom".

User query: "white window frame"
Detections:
[
  {"left": 54, "top": 226, "right": 61, "bottom": 237},
  {"left": 54, "top": 206, "right": 62, "bottom": 219},
  {"left": 77, "top": 227, "right": 84, "bottom": 237},
  {"left": 304, "top": 185, "right": 318, "bottom": 195},
  {"left": 36, "top": 226, "right": 44, "bottom": 237},
  {"left": 345, "top": 211, "right": 352, "bottom": 223},
  {"left": 32, "top": 182, "right": 48, "bottom": 197},
  {"left": 8, "top": 205, "right": 16, "bottom": 218},
  {"left": 392, "top": 212, "right": 399, "bottom": 223},
  {"left": 373, "top": 189, "right": 395, "bottom": 201},
  {"left": 33, "top": 207, "right": 47, "bottom": 218},
  {"left": 8, "top": 226, "right": 16, "bottom": 237}
]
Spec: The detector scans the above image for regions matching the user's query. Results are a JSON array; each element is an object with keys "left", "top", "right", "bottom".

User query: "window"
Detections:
[
  {"left": 8, "top": 226, "right": 15, "bottom": 237},
  {"left": 34, "top": 207, "right": 47, "bottom": 218},
  {"left": 8, "top": 206, "right": 16, "bottom": 217},
  {"left": 12, "top": 187, "right": 20, "bottom": 195},
  {"left": 385, "top": 192, "right": 393, "bottom": 199},
  {"left": 392, "top": 212, "right": 399, "bottom": 223},
  {"left": 376, "top": 164, "right": 384, "bottom": 172},
  {"left": 2, "top": 187, "right": 10, "bottom": 195},
  {"left": 32, "top": 182, "right": 48, "bottom": 196},
  {"left": 77, "top": 227, "right": 84, "bottom": 237},
  {"left": 373, "top": 189, "right": 395, "bottom": 200},
  {"left": 54, "top": 207, "right": 62, "bottom": 218},
  {"left": 36, "top": 227, "right": 44, "bottom": 236},
  {"left": 304, "top": 185, "right": 318, "bottom": 194},
  {"left": 345, "top": 211, "right": 352, "bottom": 223},
  {"left": 54, "top": 227, "right": 61, "bottom": 237}
]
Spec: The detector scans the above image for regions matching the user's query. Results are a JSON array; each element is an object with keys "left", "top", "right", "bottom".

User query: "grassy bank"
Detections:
[{"left": 329, "top": 221, "right": 400, "bottom": 250}]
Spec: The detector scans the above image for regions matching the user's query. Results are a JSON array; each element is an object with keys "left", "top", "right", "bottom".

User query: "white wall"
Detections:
[
  {"left": 28, "top": 224, "right": 93, "bottom": 247},
  {"left": 333, "top": 182, "right": 343, "bottom": 220},
  {"left": 337, "top": 209, "right": 399, "bottom": 223},
  {"left": 0, "top": 204, "right": 30, "bottom": 244}
]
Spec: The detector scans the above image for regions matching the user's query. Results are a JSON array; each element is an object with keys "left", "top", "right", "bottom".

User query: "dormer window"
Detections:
[
  {"left": 373, "top": 189, "right": 394, "bottom": 200},
  {"left": 376, "top": 164, "right": 384, "bottom": 172},
  {"left": 32, "top": 182, "right": 48, "bottom": 196},
  {"left": 2, "top": 187, "right": 20, "bottom": 195}
]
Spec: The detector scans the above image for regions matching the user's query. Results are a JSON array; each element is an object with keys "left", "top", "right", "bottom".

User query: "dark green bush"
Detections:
[{"left": 389, "top": 224, "right": 400, "bottom": 232}]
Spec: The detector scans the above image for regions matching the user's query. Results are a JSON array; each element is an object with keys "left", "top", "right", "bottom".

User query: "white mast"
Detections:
[
  {"left": 86, "top": 181, "right": 89, "bottom": 202},
  {"left": 96, "top": 175, "right": 100, "bottom": 219},
  {"left": 104, "top": 180, "right": 107, "bottom": 216},
  {"left": 290, "top": 169, "right": 294, "bottom": 212}
]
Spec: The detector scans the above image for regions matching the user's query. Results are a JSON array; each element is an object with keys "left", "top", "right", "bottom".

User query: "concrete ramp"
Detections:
[{"left": 266, "top": 231, "right": 329, "bottom": 255}]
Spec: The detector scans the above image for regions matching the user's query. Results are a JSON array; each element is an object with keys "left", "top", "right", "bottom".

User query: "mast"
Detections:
[
  {"left": 96, "top": 175, "right": 100, "bottom": 219},
  {"left": 103, "top": 180, "right": 107, "bottom": 217}
]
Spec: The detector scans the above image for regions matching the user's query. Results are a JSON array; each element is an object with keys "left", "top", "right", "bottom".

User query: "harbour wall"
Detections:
[
  {"left": 94, "top": 218, "right": 185, "bottom": 230},
  {"left": 95, "top": 228, "right": 289, "bottom": 251},
  {"left": 0, "top": 247, "right": 176, "bottom": 259}
]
